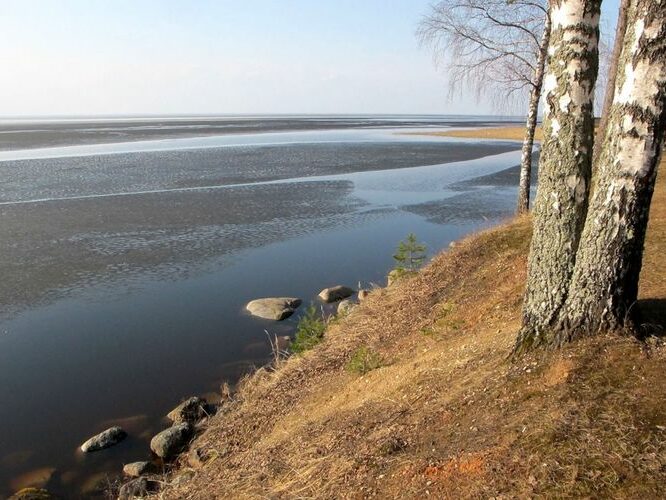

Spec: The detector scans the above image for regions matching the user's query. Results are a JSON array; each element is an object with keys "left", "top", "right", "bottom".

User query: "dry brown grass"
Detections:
[
  {"left": 410, "top": 126, "right": 543, "bottom": 142},
  {"left": 152, "top": 138, "right": 666, "bottom": 499}
]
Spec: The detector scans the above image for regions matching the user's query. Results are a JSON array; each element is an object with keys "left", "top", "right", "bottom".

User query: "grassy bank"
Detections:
[{"left": 156, "top": 128, "right": 665, "bottom": 499}]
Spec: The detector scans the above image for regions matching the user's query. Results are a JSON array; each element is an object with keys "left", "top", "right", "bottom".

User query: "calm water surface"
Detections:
[{"left": 0, "top": 119, "right": 525, "bottom": 498}]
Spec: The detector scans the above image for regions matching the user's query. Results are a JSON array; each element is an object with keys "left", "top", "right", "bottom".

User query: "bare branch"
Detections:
[{"left": 417, "top": 0, "right": 549, "bottom": 111}]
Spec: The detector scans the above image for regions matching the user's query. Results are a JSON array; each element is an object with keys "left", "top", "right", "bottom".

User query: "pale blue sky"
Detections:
[{"left": 1, "top": 0, "right": 621, "bottom": 116}]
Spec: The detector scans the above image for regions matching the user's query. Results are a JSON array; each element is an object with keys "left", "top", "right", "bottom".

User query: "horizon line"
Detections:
[{"left": 0, "top": 112, "right": 525, "bottom": 120}]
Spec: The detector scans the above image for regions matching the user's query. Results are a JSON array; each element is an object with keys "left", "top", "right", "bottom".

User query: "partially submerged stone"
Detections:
[
  {"left": 80, "top": 427, "right": 127, "bottom": 453},
  {"left": 150, "top": 423, "right": 192, "bottom": 458},
  {"left": 337, "top": 299, "right": 357, "bottom": 315},
  {"left": 122, "top": 461, "right": 157, "bottom": 478},
  {"left": 246, "top": 297, "right": 302, "bottom": 320},
  {"left": 166, "top": 397, "right": 210, "bottom": 424},
  {"left": 318, "top": 285, "right": 354, "bottom": 303}
]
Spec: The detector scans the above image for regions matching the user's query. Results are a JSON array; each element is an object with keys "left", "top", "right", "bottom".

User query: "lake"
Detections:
[{"left": 0, "top": 116, "right": 527, "bottom": 498}]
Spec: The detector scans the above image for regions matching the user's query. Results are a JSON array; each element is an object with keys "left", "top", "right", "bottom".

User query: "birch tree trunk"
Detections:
[
  {"left": 593, "top": 0, "right": 630, "bottom": 167},
  {"left": 553, "top": 0, "right": 666, "bottom": 342},
  {"left": 516, "top": 0, "right": 601, "bottom": 351},
  {"left": 517, "top": 12, "right": 552, "bottom": 214}
]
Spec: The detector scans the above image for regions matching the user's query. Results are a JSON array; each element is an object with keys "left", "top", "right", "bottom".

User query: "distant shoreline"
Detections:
[{"left": 0, "top": 116, "right": 524, "bottom": 152}]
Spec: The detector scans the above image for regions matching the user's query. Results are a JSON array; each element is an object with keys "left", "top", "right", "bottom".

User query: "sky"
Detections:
[{"left": 1, "top": 0, "right": 621, "bottom": 117}]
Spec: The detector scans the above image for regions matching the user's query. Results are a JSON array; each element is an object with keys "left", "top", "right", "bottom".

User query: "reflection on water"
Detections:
[{"left": 0, "top": 125, "right": 526, "bottom": 498}]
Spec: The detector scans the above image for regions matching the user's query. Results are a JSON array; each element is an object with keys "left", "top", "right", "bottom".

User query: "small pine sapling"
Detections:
[
  {"left": 392, "top": 233, "right": 427, "bottom": 276},
  {"left": 291, "top": 305, "right": 327, "bottom": 354}
]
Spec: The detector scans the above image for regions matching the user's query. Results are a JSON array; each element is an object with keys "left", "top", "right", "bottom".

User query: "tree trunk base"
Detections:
[{"left": 514, "top": 314, "right": 638, "bottom": 356}]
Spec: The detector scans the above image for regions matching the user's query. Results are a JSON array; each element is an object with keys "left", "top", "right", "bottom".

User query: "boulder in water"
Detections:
[
  {"left": 150, "top": 423, "right": 192, "bottom": 458},
  {"left": 80, "top": 426, "right": 127, "bottom": 453},
  {"left": 166, "top": 397, "right": 210, "bottom": 424},
  {"left": 337, "top": 299, "right": 357, "bottom": 315},
  {"left": 122, "top": 461, "right": 157, "bottom": 478},
  {"left": 246, "top": 298, "right": 302, "bottom": 320},
  {"left": 318, "top": 286, "right": 354, "bottom": 303}
]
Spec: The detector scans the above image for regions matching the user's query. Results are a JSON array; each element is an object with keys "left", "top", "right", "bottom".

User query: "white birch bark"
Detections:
[
  {"left": 593, "top": 0, "right": 630, "bottom": 167},
  {"left": 516, "top": 0, "right": 601, "bottom": 351},
  {"left": 554, "top": 0, "right": 666, "bottom": 342},
  {"left": 517, "top": 12, "right": 552, "bottom": 214}
]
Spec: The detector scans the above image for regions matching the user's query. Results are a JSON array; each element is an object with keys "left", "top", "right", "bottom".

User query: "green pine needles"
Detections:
[
  {"left": 392, "top": 233, "right": 427, "bottom": 275},
  {"left": 291, "top": 305, "right": 327, "bottom": 354}
]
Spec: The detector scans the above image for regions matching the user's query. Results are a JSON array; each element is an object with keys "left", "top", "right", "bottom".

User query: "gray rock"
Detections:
[
  {"left": 80, "top": 426, "right": 127, "bottom": 453},
  {"left": 117, "top": 477, "right": 158, "bottom": 500},
  {"left": 318, "top": 285, "right": 354, "bottom": 303},
  {"left": 122, "top": 461, "right": 157, "bottom": 478},
  {"left": 150, "top": 423, "right": 192, "bottom": 458},
  {"left": 167, "top": 397, "right": 209, "bottom": 424},
  {"left": 246, "top": 297, "right": 302, "bottom": 320},
  {"left": 337, "top": 299, "right": 357, "bottom": 315}
]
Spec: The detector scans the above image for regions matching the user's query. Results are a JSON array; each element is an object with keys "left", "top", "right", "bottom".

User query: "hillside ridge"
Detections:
[{"left": 153, "top": 128, "right": 666, "bottom": 499}]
